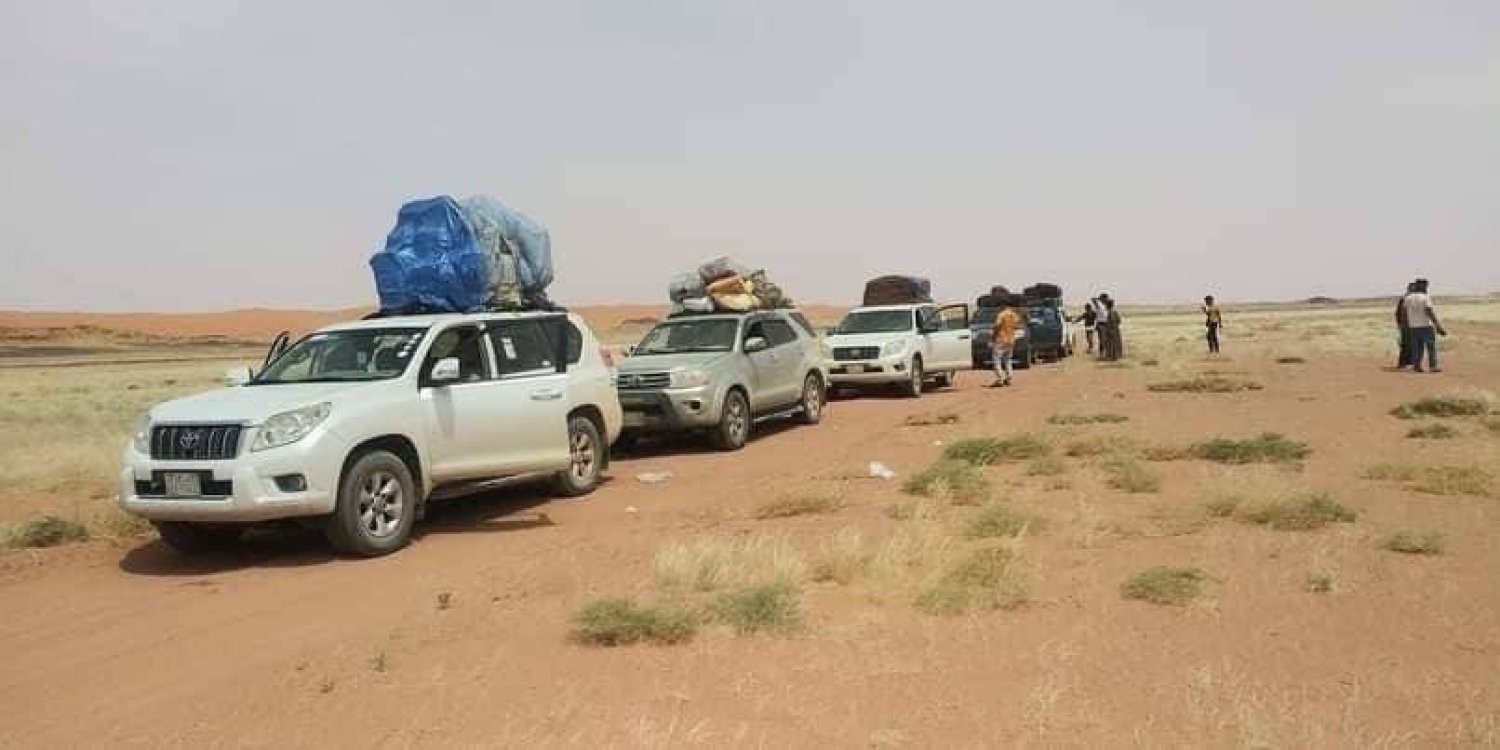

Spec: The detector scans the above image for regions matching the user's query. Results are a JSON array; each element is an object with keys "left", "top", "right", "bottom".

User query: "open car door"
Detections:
[{"left": 926, "top": 304, "right": 972, "bottom": 370}]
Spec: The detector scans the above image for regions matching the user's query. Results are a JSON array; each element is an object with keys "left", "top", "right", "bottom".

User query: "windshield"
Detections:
[
  {"left": 837, "top": 310, "right": 915, "bottom": 334},
  {"left": 973, "top": 307, "right": 999, "bottom": 325},
  {"left": 634, "top": 319, "right": 740, "bottom": 355},
  {"left": 254, "top": 328, "right": 427, "bottom": 384}
]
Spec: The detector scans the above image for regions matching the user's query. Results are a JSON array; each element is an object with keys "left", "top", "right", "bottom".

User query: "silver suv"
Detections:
[{"left": 614, "top": 310, "right": 828, "bottom": 450}]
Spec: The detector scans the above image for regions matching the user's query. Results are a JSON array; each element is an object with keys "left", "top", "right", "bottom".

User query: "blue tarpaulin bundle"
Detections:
[
  {"left": 371, "top": 197, "right": 491, "bottom": 313},
  {"left": 459, "top": 195, "right": 553, "bottom": 295}
]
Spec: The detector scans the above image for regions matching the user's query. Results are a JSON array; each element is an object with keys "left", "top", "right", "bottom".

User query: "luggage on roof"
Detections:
[
  {"left": 1024, "top": 283, "right": 1062, "bottom": 300},
  {"left": 863, "top": 275, "right": 933, "bottom": 306},
  {"left": 370, "top": 196, "right": 491, "bottom": 314}
]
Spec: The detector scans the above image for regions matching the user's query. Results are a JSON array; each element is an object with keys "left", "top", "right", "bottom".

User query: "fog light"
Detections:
[
  {"left": 274, "top": 474, "right": 307, "bottom": 492},
  {"left": 686, "top": 399, "right": 703, "bottom": 412},
  {"left": 893, "top": 363, "right": 906, "bottom": 372}
]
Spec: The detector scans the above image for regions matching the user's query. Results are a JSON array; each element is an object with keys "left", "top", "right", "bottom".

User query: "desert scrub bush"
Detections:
[
  {"left": 902, "top": 460, "right": 992, "bottom": 505},
  {"left": 1142, "top": 445, "right": 1190, "bottom": 462},
  {"left": 1382, "top": 531, "right": 1445, "bottom": 556},
  {"left": 1120, "top": 566, "right": 1208, "bottom": 606},
  {"left": 2, "top": 515, "right": 90, "bottom": 549},
  {"left": 94, "top": 507, "right": 153, "bottom": 540},
  {"left": 1148, "top": 376, "right": 1263, "bottom": 394},
  {"left": 914, "top": 547, "right": 1029, "bottom": 615},
  {"left": 711, "top": 584, "right": 802, "bottom": 635},
  {"left": 1026, "top": 455, "right": 1068, "bottom": 477},
  {"left": 571, "top": 598, "right": 699, "bottom": 646},
  {"left": 1406, "top": 423, "right": 1459, "bottom": 440},
  {"left": 1047, "top": 413, "right": 1129, "bottom": 426},
  {"left": 1390, "top": 395, "right": 1491, "bottom": 419},
  {"left": 753, "top": 493, "right": 844, "bottom": 520},
  {"left": 1189, "top": 433, "right": 1310, "bottom": 464},
  {"left": 1064, "top": 436, "right": 1135, "bottom": 458},
  {"left": 1365, "top": 464, "right": 1493, "bottom": 496},
  {"left": 1364, "top": 463, "right": 1419, "bottom": 482},
  {"left": 942, "top": 434, "right": 1051, "bottom": 465},
  {"left": 1103, "top": 456, "right": 1161, "bottom": 493},
  {"left": 1307, "top": 573, "right": 1335, "bottom": 593},
  {"left": 885, "top": 499, "right": 938, "bottom": 521},
  {"left": 1276, "top": 356, "right": 1307, "bottom": 364},
  {"left": 966, "top": 504, "right": 1042, "bottom": 539},
  {"left": 653, "top": 535, "right": 805, "bottom": 593},
  {"left": 1203, "top": 495, "right": 1243, "bottom": 518},
  {"left": 1237, "top": 493, "right": 1357, "bottom": 531},
  {"left": 903, "top": 412, "right": 959, "bottom": 427},
  {"left": 810, "top": 528, "right": 870, "bottom": 585}
]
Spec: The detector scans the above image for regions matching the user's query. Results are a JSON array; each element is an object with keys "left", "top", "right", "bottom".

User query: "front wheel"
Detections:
[
  {"left": 555, "top": 415, "right": 605, "bottom": 497},
  {"left": 710, "top": 390, "right": 751, "bottom": 451},
  {"left": 153, "top": 521, "right": 244, "bottom": 554},
  {"left": 325, "top": 450, "right": 417, "bottom": 557},
  {"left": 797, "top": 374, "right": 825, "bottom": 425},
  {"left": 903, "top": 357, "right": 924, "bottom": 398}
]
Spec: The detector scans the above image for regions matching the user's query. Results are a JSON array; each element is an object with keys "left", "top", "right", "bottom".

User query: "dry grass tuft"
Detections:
[
  {"left": 1203, "top": 495, "right": 1243, "bottom": 518},
  {"left": 1065, "top": 436, "right": 1136, "bottom": 458},
  {"left": 1406, "top": 423, "right": 1459, "bottom": 440},
  {"left": 903, "top": 412, "right": 960, "bottom": 427},
  {"left": 903, "top": 460, "right": 992, "bottom": 505},
  {"left": 942, "top": 434, "right": 1051, "bottom": 465},
  {"left": 1366, "top": 463, "right": 1492, "bottom": 496},
  {"left": 1307, "top": 573, "right": 1335, "bottom": 593},
  {"left": 1189, "top": 433, "right": 1310, "bottom": 464},
  {"left": 1382, "top": 531, "right": 1445, "bottom": 556},
  {"left": 1390, "top": 394, "right": 1492, "bottom": 420},
  {"left": 571, "top": 599, "right": 698, "bottom": 646},
  {"left": 1148, "top": 376, "right": 1263, "bottom": 394},
  {"left": 1026, "top": 455, "right": 1068, "bottom": 477},
  {"left": 753, "top": 493, "right": 844, "bottom": 520},
  {"left": 653, "top": 535, "right": 805, "bottom": 593},
  {"left": 1121, "top": 566, "right": 1208, "bottom": 606},
  {"left": 2, "top": 515, "right": 90, "bottom": 549},
  {"left": 1142, "top": 445, "right": 1191, "bottom": 462},
  {"left": 1103, "top": 456, "right": 1161, "bottom": 493},
  {"left": 884, "top": 499, "right": 938, "bottom": 521},
  {"left": 1237, "top": 493, "right": 1357, "bottom": 531},
  {"left": 966, "top": 504, "right": 1042, "bottom": 539},
  {"left": 711, "top": 584, "right": 802, "bottom": 635},
  {"left": 810, "top": 528, "right": 871, "bottom": 585},
  {"left": 1047, "top": 413, "right": 1129, "bottom": 426},
  {"left": 1275, "top": 356, "right": 1307, "bottom": 364},
  {"left": 1364, "top": 463, "right": 1419, "bottom": 482},
  {"left": 914, "top": 547, "right": 1030, "bottom": 615}
]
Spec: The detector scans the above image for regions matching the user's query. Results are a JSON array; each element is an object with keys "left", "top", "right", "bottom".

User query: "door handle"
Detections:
[
  {"left": 958, "top": 334, "right": 971, "bottom": 341},
  {"left": 530, "top": 389, "right": 564, "bottom": 401}
]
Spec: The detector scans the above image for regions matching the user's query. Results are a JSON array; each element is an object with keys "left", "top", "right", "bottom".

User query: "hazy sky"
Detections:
[{"left": 3, "top": 1, "right": 1497, "bottom": 312}]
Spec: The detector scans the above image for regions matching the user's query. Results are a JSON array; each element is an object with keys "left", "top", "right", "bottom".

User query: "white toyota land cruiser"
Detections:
[
  {"left": 119, "top": 311, "right": 621, "bottom": 557},
  {"left": 825, "top": 303, "right": 972, "bottom": 397}
]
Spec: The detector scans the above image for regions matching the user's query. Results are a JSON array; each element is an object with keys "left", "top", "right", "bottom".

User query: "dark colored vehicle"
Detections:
[{"left": 969, "top": 301, "right": 1073, "bottom": 368}]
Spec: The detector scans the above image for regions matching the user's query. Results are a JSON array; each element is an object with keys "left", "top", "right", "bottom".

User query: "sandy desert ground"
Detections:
[{"left": 1, "top": 297, "right": 1498, "bottom": 748}]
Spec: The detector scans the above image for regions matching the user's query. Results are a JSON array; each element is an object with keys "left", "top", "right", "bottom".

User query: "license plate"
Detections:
[
  {"left": 163, "top": 472, "right": 202, "bottom": 498},
  {"left": 623, "top": 411, "right": 646, "bottom": 428},
  {"left": 845, "top": 363, "right": 865, "bottom": 374}
]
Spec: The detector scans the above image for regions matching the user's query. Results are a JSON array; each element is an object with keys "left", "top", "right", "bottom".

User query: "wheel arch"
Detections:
[{"left": 342, "top": 434, "right": 425, "bottom": 496}]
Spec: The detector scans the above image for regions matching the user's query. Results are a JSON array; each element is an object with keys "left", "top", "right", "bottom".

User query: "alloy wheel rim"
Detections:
[
  {"left": 358, "top": 470, "right": 403, "bottom": 539},
  {"left": 570, "top": 428, "right": 596, "bottom": 481}
]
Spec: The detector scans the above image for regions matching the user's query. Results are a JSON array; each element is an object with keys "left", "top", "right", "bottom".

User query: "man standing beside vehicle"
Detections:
[
  {"left": 990, "top": 298, "right": 1023, "bottom": 387},
  {"left": 1404, "top": 278, "right": 1447, "bottom": 373},
  {"left": 1394, "top": 281, "right": 1416, "bottom": 369},
  {"left": 1079, "top": 299, "right": 1099, "bottom": 354},
  {"left": 1202, "top": 295, "right": 1223, "bottom": 354}
]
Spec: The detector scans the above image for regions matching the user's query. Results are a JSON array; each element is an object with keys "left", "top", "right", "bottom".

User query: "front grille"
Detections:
[
  {"left": 833, "top": 346, "right": 880, "bottom": 361},
  {"left": 614, "top": 372, "right": 671, "bottom": 390},
  {"left": 151, "top": 425, "right": 243, "bottom": 461},
  {"left": 135, "top": 473, "right": 234, "bottom": 497}
]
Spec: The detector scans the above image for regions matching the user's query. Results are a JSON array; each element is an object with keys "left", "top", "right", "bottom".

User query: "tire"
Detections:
[
  {"left": 709, "top": 389, "right": 751, "bottom": 451},
  {"left": 554, "top": 415, "right": 605, "bottom": 497},
  {"left": 325, "top": 450, "right": 417, "bottom": 557},
  {"left": 1015, "top": 348, "right": 1033, "bottom": 370},
  {"left": 936, "top": 371, "right": 955, "bottom": 389},
  {"left": 796, "top": 373, "right": 825, "bottom": 425},
  {"left": 153, "top": 521, "right": 244, "bottom": 554},
  {"left": 903, "top": 356, "right": 924, "bottom": 398}
]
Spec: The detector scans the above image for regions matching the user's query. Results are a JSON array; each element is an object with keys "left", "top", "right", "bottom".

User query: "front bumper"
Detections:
[
  {"left": 617, "top": 386, "right": 721, "bottom": 432},
  {"left": 973, "top": 338, "right": 1029, "bottom": 365},
  {"left": 118, "top": 428, "right": 346, "bottom": 523},
  {"left": 828, "top": 355, "right": 911, "bottom": 385}
]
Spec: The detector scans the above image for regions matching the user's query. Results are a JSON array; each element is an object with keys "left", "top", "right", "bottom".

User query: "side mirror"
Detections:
[
  {"left": 623, "top": 345, "right": 638, "bottom": 357},
  {"left": 224, "top": 366, "right": 254, "bottom": 386},
  {"left": 429, "top": 357, "right": 461, "bottom": 384},
  {"left": 744, "top": 337, "right": 769, "bottom": 353}
]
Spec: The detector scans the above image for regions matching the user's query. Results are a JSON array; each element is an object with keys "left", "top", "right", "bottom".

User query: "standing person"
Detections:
[
  {"left": 1202, "top": 295, "right": 1223, "bottom": 354},
  {"left": 1093, "top": 294, "right": 1113, "bottom": 360},
  {"left": 1079, "top": 299, "right": 1099, "bottom": 354},
  {"left": 1103, "top": 296, "right": 1123, "bottom": 360},
  {"left": 990, "top": 298, "right": 1023, "bottom": 387},
  {"left": 1404, "top": 279, "right": 1447, "bottom": 373},
  {"left": 1394, "top": 281, "right": 1416, "bottom": 369}
]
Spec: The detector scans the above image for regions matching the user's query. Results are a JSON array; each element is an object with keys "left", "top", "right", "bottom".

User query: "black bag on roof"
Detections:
[
  {"left": 1024, "top": 283, "right": 1062, "bottom": 300},
  {"left": 863, "top": 275, "right": 933, "bottom": 306}
]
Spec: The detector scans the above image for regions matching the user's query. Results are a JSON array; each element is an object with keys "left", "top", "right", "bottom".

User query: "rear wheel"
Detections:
[
  {"left": 555, "top": 415, "right": 605, "bottom": 497},
  {"left": 710, "top": 389, "right": 751, "bottom": 450},
  {"left": 153, "top": 522, "right": 244, "bottom": 554},
  {"left": 797, "top": 373, "right": 825, "bottom": 425},
  {"left": 903, "top": 357, "right": 924, "bottom": 398},
  {"left": 325, "top": 450, "right": 417, "bottom": 557},
  {"left": 936, "top": 371, "right": 955, "bottom": 389},
  {"left": 1015, "top": 347, "right": 1033, "bottom": 370}
]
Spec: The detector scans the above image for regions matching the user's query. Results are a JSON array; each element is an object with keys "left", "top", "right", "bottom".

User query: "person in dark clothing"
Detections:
[
  {"left": 1395, "top": 281, "right": 1416, "bottom": 369},
  {"left": 1103, "top": 297, "right": 1123, "bottom": 360},
  {"left": 1079, "top": 301, "right": 1099, "bottom": 354},
  {"left": 1403, "top": 278, "right": 1447, "bottom": 373},
  {"left": 1094, "top": 293, "right": 1114, "bottom": 360},
  {"left": 1202, "top": 295, "right": 1223, "bottom": 354}
]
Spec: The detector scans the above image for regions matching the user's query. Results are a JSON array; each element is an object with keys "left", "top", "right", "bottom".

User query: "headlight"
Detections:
[
  {"left": 251, "top": 403, "right": 331, "bottom": 452},
  {"left": 881, "top": 340, "right": 910, "bottom": 358},
  {"left": 131, "top": 413, "right": 152, "bottom": 454},
  {"left": 669, "top": 370, "right": 710, "bottom": 389}
]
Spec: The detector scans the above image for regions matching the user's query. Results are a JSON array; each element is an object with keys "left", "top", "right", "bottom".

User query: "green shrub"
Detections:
[
  {"left": 1413, "top": 466, "right": 1491, "bottom": 496},
  {"left": 711, "top": 584, "right": 802, "bottom": 635},
  {"left": 1238, "top": 493, "right": 1357, "bottom": 531},
  {"left": 1364, "top": 463, "right": 1419, "bottom": 482},
  {"left": 902, "top": 460, "right": 992, "bottom": 505},
  {"left": 942, "top": 434, "right": 1051, "bottom": 465},
  {"left": 1121, "top": 567, "right": 1208, "bottom": 606},
  {"left": 1148, "top": 377, "right": 1263, "bottom": 394},
  {"left": 571, "top": 599, "right": 698, "bottom": 646},
  {"left": 2, "top": 515, "right": 89, "bottom": 549},
  {"left": 1390, "top": 396, "right": 1490, "bottom": 419},
  {"left": 1406, "top": 423, "right": 1459, "bottom": 440},
  {"left": 1382, "top": 531, "right": 1445, "bottom": 555},
  {"left": 1065, "top": 436, "right": 1135, "bottom": 458},
  {"left": 1189, "top": 433, "right": 1310, "bottom": 464}
]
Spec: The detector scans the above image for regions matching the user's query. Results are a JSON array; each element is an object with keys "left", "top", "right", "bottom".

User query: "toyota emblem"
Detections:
[{"left": 178, "top": 430, "right": 202, "bottom": 451}]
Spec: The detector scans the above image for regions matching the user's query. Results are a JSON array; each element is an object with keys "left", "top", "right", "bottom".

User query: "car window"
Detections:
[
  {"left": 744, "top": 321, "right": 768, "bottom": 343},
  {"left": 564, "top": 322, "right": 583, "bottom": 364},
  {"left": 425, "top": 326, "right": 489, "bottom": 382},
  {"left": 763, "top": 320, "right": 797, "bottom": 348},
  {"left": 255, "top": 328, "right": 425, "bottom": 384},
  {"left": 635, "top": 319, "right": 739, "bottom": 355},
  {"left": 788, "top": 312, "right": 817, "bottom": 338},
  {"left": 836, "top": 310, "right": 915, "bottom": 334},
  {"left": 937, "top": 306, "right": 969, "bottom": 330},
  {"left": 489, "top": 320, "right": 558, "bottom": 377}
]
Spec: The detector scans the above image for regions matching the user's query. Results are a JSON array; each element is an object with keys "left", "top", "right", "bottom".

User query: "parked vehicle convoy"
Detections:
[
  {"left": 614, "top": 309, "right": 828, "bottom": 450},
  {"left": 825, "top": 303, "right": 972, "bottom": 396},
  {"left": 119, "top": 311, "right": 620, "bottom": 557},
  {"left": 971, "top": 298, "right": 1074, "bottom": 368}
]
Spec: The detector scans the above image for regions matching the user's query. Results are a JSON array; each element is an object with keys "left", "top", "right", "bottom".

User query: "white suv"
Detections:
[
  {"left": 119, "top": 311, "right": 621, "bottom": 557},
  {"left": 826, "top": 303, "right": 972, "bottom": 397}
]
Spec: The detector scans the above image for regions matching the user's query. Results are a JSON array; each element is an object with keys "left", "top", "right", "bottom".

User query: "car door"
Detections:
[
  {"left": 418, "top": 323, "right": 514, "bottom": 482},
  {"left": 484, "top": 318, "right": 571, "bottom": 474},
  {"left": 741, "top": 317, "right": 782, "bottom": 413},
  {"left": 761, "top": 318, "right": 804, "bottom": 407},
  {"left": 925, "top": 304, "right": 972, "bottom": 370}
]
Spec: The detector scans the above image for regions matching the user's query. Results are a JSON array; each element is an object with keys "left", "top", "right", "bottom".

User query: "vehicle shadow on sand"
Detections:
[{"left": 612, "top": 416, "right": 807, "bottom": 459}]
